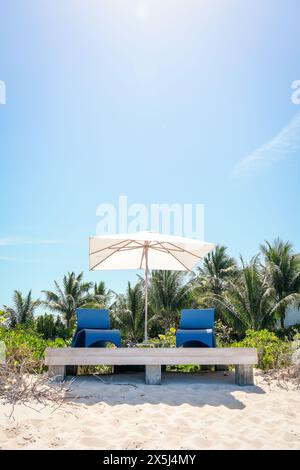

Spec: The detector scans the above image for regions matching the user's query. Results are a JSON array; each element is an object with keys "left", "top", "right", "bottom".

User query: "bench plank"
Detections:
[{"left": 45, "top": 347, "right": 257, "bottom": 366}]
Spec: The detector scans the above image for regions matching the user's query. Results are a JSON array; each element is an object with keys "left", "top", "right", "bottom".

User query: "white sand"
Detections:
[{"left": 0, "top": 370, "right": 299, "bottom": 450}]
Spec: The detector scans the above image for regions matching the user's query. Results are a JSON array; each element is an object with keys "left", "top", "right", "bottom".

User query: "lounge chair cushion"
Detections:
[
  {"left": 76, "top": 308, "right": 110, "bottom": 330},
  {"left": 180, "top": 309, "right": 214, "bottom": 329},
  {"left": 176, "top": 328, "right": 215, "bottom": 348},
  {"left": 72, "top": 308, "right": 121, "bottom": 348},
  {"left": 73, "top": 328, "right": 121, "bottom": 348}
]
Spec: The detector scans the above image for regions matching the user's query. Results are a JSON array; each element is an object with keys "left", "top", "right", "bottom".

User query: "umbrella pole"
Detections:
[{"left": 144, "top": 246, "right": 149, "bottom": 341}]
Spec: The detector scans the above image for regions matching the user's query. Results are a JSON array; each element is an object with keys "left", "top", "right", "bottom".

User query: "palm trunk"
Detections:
[{"left": 279, "top": 305, "right": 286, "bottom": 329}]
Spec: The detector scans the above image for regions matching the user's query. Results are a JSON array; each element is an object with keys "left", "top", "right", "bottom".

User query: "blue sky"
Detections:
[{"left": 1, "top": 0, "right": 300, "bottom": 307}]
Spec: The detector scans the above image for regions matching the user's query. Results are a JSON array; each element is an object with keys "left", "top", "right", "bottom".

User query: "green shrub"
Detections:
[
  {"left": 0, "top": 326, "right": 65, "bottom": 372},
  {"left": 36, "top": 313, "right": 69, "bottom": 340},
  {"left": 215, "top": 319, "right": 240, "bottom": 345},
  {"left": 148, "top": 328, "right": 202, "bottom": 372},
  {"left": 276, "top": 323, "right": 300, "bottom": 341},
  {"left": 149, "top": 320, "right": 240, "bottom": 348},
  {"left": 232, "top": 329, "right": 291, "bottom": 370},
  {"left": 291, "top": 333, "right": 300, "bottom": 366},
  {"left": 0, "top": 310, "right": 8, "bottom": 326},
  {"left": 148, "top": 327, "right": 176, "bottom": 347}
]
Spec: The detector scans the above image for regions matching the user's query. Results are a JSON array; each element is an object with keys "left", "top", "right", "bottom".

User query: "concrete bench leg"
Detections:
[
  {"left": 235, "top": 365, "right": 254, "bottom": 386},
  {"left": 48, "top": 365, "right": 66, "bottom": 382},
  {"left": 145, "top": 365, "right": 161, "bottom": 385}
]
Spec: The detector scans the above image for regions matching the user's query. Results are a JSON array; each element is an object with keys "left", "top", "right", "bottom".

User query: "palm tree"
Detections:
[
  {"left": 83, "top": 281, "right": 113, "bottom": 309},
  {"left": 209, "top": 257, "right": 279, "bottom": 334},
  {"left": 111, "top": 281, "right": 144, "bottom": 343},
  {"left": 193, "top": 245, "right": 237, "bottom": 320},
  {"left": 42, "top": 272, "right": 95, "bottom": 329},
  {"left": 260, "top": 238, "right": 300, "bottom": 328},
  {"left": 148, "top": 270, "right": 191, "bottom": 332},
  {"left": 196, "top": 245, "right": 237, "bottom": 295},
  {"left": 93, "top": 281, "right": 112, "bottom": 307},
  {"left": 4, "top": 290, "right": 40, "bottom": 327}
]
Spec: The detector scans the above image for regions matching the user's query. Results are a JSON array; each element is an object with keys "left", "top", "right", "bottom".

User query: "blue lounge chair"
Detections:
[
  {"left": 176, "top": 308, "right": 216, "bottom": 348},
  {"left": 72, "top": 308, "right": 121, "bottom": 348}
]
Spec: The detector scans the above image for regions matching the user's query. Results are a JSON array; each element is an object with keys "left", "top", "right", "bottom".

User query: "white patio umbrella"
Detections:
[{"left": 89, "top": 231, "right": 215, "bottom": 340}]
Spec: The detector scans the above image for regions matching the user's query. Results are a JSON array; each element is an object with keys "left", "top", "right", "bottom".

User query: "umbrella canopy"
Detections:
[{"left": 89, "top": 231, "right": 215, "bottom": 340}]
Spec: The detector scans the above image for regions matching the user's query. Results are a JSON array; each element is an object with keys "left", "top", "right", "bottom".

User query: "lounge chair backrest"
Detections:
[
  {"left": 180, "top": 309, "right": 214, "bottom": 329},
  {"left": 76, "top": 308, "right": 110, "bottom": 330}
]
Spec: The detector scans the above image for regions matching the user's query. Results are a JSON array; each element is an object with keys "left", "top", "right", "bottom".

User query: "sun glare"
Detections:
[{"left": 135, "top": 3, "right": 151, "bottom": 22}]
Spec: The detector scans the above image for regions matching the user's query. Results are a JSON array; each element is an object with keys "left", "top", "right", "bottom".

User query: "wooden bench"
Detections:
[{"left": 45, "top": 347, "right": 257, "bottom": 386}]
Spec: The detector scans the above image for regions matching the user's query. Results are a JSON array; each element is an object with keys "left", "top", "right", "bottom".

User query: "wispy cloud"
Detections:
[
  {"left": 0, "top": 237, "right": 63, "bottom": 246},
  {"left": 232, "top": 112, "right": 300, "bottom": 177},
  {"left": 0, "top": 255, "right": 48, "bottom": 263}
]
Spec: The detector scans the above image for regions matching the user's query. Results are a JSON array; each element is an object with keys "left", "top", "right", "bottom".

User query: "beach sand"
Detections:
[{"left": 0, "top": 370, "right": 299, "bottom": 450}]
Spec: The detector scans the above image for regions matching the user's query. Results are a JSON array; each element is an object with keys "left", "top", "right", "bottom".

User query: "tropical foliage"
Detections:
[
  {"left": 193, "top": 245, "right": 237, "bottom": 320},
  {"left": 0, "top": 326, "right": 65, "bottom": 372},
  {"left": 4, "top": 290, "right": 40, "bottom": 327},
  {"left": 149, "top": 327, "right": 177, "bottom": 348},
  {"left": 207, "top": 257, "right": 279, "bottom": 333},
  {"left": 0, "top": 309, "right": 8, "bottom": 326},
  {"left": 148, "top": 270, "right": 192, "bottom": 332},
  {"left": 1, "top": 238, "right": 300, "bottom": 372},
  {"left": 232, "top": 329, "right": 291, "bottom": 370},
  {"left": 196, "top": 245, "right": 237, "bottom": 296},
  {"left": 42, "top": 272, "right": 96, "bottom": 328},
  {"left": 111, "top": 281, "right": 144, "bottom": 343},
  {"left": 84, "top": 281, "right": 112, "bottom": 309},
  {"left": 36, "top": 313, "right": 68, "bottom": 340},
  {"left": 260, "top": 238, "right": 300, "bottom": 328}
]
